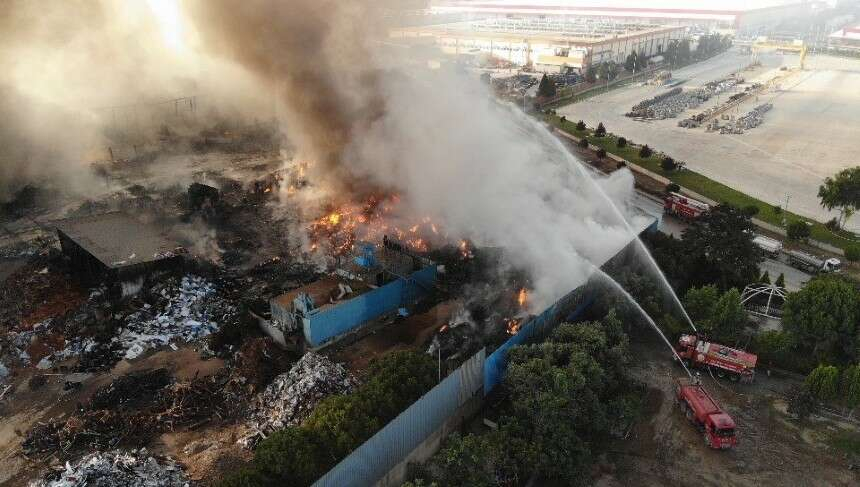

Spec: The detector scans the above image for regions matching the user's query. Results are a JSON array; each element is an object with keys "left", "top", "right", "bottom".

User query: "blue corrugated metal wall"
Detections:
[
  {"left": 484, "top": 288, "right": 594, "bottom": 394},
  {"left": 313, "top": 348, "right": 485, "bottom": 487},
  {"left": 304, "top": 266, "right": 438, "bottom": 347}
]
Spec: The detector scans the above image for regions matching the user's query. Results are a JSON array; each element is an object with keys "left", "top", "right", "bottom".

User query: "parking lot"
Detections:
[{"left": 559, "top": 50, "right": 860, "bottom": 231}]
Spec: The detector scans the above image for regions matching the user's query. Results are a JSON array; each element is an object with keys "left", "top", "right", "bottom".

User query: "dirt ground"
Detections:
[
  {"left": 0, "top": 344, "right": 225, "bottom": 486},
  {"left": 595, "top": 335, "right": 860, "bottom": 487}
]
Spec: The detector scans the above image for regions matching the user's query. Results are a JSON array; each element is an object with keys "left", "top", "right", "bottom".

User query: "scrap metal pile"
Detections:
[
  {"left": 241, "top": 351, "right": 358, "bottom": 447},
  {"left": 720, "top": 103, "right": 773, "bottom": 134},
  {"left": 629, "top": 77, "right": 741, "bottom": 120},
  {"left": 32, "top": 449, "right": 189, "bottom": 487}
]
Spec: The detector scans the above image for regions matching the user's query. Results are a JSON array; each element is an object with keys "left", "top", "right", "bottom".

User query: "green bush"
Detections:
[
  {"left": 578, "top": 137, "right": 589, "bottom": 148},
  {"left": 559, "top": 115, "right": 566, "bottom": 124},
  {"left": 846, "top": 245, "right": 860, "bottom": 262},
  {"left": 759, "top": 271, "right": 771, "bottom": 284},
  {"left": 742, "top": 205, "right": 760, "bottom": 217},
  {"left": 595, "top": 122, "right": 606, "bottom": 137},
  {"left": 666, "top": 183, "right": 680, "bottom": 194},
  {"left": 616, "top": 137, "right": 627, "bottom": 148},
  {"left": 774, "top": 273, "right": 785, "bottom": 288},
  {"left": 787, "top": 221, "right": 811, "bottom": 241},
  {"left": 575, "top": 120, "right": 586, "bottom": 131},
  {"left": 639, "top": 145, "right": 653, "bottom": 158},
  {"left": 660, "top": 156, "right": 676, "bottom": 172}
]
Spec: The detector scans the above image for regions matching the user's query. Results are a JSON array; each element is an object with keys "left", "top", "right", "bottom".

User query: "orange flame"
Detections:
[
  {"left": 517, "top": 288, "right": 528, "bottom": 308},
  {"left": 505, "top": 318, "right": 521, "bottom": 335}
]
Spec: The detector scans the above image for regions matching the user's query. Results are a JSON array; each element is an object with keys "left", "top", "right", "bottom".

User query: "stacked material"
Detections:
[
  {"left": 720, "top": 103, "right": 773, "bottom": 134},
  {"left": 30, "top": 449, "right": 188, "bottom": 487},
  {"left": 630, "top": 77, "right": 740, "bottom": 120},
  {"left": 241, "top": 352, "right": 358, "bottom": 447}
]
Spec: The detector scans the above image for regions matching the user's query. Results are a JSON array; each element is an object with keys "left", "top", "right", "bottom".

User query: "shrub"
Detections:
[
  {"left": 596, "top": 148, "right": 607, "bottom": 158},
  {"left": 578, "top": 137, "right": 589, "bottom": 148},
  {"left": 575, "top": 120, "right": 586, "bottom": 131},
  {"left": 787, "top": 221, "right": 811, "bottom": 241},
  {"left": 760, "top": 271, "right": 771, "bottom": 284},
  {"left": 825, "top": 217, "right": 840, "bottom": 231},
  {"left": 742, "top": 205, "right": 760, "bottom": 217},
  {"left": 846, "top": 245, "right": 860, "bottom": 262},
  {"left": 666, "top": 183, "right": 680, "bottom": 194},
  {"left": 660, "top": 156, "right": 677, "bottom": 172},
  {"left": 639, "top": 145, "right": 653, "bottom": 158},
  {"left": 595, "top": 122, "right": 606, "bottom": 137},
  {"left": 773, "top": 205, "right": 782, "bottom": 215},
  {"left": 560, "top": 115, "right": 566, "bottom": 124},
  {"left": 616, "top": 137, "right": 627, "bottom": 148}
]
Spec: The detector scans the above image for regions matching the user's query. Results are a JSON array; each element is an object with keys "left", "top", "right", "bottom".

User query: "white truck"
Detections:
[
  {"left": 752, "top": 235, "right": 782, "bottom": 258},
  {"left": 786, "top": 249, "right": 841, "bottom": 274}
]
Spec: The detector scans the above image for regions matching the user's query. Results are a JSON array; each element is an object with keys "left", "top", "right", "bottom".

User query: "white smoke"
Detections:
[{"left": 345, "top": 70, "right": 638, "bottom": 308}]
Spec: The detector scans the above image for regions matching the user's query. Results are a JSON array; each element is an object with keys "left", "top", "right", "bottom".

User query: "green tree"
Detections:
[
  {"left": 624, "top": 51, "right": 640, "bottom": 72},
  {"left": 678, "top": 39, "right": 692, "bottom": 63},
  {"left": 760, "top": 270, "right": 771, "bottom": 284},
  {"left": 805, "top": 365, "right": 840, "bottom": 401},
  {"left": 595, "top": 122, "right": 606, "bottom": 137},
  {"left": 787, "top": 221, "right": 811, "bottom": 241},
  {"left": 680, "top": 204, "right": 763, "bottom": 290},
  {"left": 639, "top": 145, "right": 652, "bottom": 158},
  {"left": 616, "top": 137, "right": 627, "bottom": 148},
  {"left": 684, "top": 286, "right": 747, "bottom": 343},
  {"left": 783, "top": 275, "right": 860, "bottom": 365},
  {"left": 818, "top": 167, "right": 860, "bottom": 228},
  {"left": 840, "top": 365, "right": 860, "bottom": 408},
  {"left": 537, "top": 73, "right": 557, "bottom": 98},
  {"left": 579, "top": 137, "right": 589, "bottom": 148},
  {"left": 774, "top": 273, "right": 786, "bottom": 288},
  {"left": 684, "top": 285, "right": 720, "bottom": 324},
  {"left": 753, "top": 330, "right": 795, "bottom": 369},
  {"left": 575, "top": 120, "right": 587, "bottom": 131}
]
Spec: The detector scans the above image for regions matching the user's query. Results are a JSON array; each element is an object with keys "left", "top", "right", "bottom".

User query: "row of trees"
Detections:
[
  {"left": 804, "top": 364, "right": 860, "bottom": 407},
  {"left": 405, "top": 313, "right": 640, "bottom": 487},
  {"left": 222, "top": 351, "right": 437, "bottom": 487}
]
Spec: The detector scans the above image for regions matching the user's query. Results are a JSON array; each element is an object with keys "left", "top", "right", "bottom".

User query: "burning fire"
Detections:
[
  {"left": 505, "top": 318, "right": 522, "bottom": 335},
  {"left": 307, "top": 194, "right": 443, "bottom": 256},
  {"left": 459, "top": 239, "right": 473, "bottom": 259},
  {"left": 517, "top": 288, "right": 528, "bottom": 308}
]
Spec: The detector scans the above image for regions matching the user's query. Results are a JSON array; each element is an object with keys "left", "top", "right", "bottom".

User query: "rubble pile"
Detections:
[
  {"left": 720, "top": 103, "right": 773, "bottom": 134},
  {"left": 119, "top": 275, "right": 233, "bottom": 359},
  {"left": 242, "top": 352, "right": 358, "bottom": 446},
  {"left": 32, "top": 449, "right": 189, "bottom": 487},
  {"left": 629, "top": 78, "right": 741, "bottom": 120}
]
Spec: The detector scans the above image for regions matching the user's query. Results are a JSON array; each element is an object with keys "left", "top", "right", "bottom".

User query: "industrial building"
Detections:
[
  {"left": 391, "top": 19, "right": 686, "bottom": 72},
  {"left": 54, "top": 212, "right": 183, "bottom": 295},
  {"left": 828, "top": 24, "right": 860, "bottom": 49},
  {"left": 429, "top": 0, "right": 813, "bottom": 35}
]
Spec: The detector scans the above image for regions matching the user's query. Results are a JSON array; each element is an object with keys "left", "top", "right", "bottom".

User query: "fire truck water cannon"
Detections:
[
  {"left": 676, "top": 334, "right": 757, "bottom": 383},
  {"left": 664, "top": 192, "right": 710, "bottom": 220},
  {"left": 676, "top": 377, "right": 738, "bottom": 450}
]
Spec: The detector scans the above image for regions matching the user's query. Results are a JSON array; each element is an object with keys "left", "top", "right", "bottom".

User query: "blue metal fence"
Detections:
[
  {"left": 313, "top": 348, "right": 485, "bottom": 487},
  {"left": 304, "top": 266, "right": 438, "bottom": 346},
  {"left": 484, "top": 287, "right": 594, "bottom": 394}
]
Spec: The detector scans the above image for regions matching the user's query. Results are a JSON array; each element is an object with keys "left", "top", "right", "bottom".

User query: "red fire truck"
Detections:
[
  {"left": 676, "top": 334, "right": 757, "bottom": 383},
  {"left": 676, "top": 377, "right": 738, "bottom": 449},
  {"left": 664, "top": 192, "right": 710, "bottom": 220}
]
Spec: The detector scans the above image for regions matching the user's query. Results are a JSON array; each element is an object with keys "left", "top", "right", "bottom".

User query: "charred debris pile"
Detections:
[{"left": 1, "top": 146, "right": 536, "bottom": 484}]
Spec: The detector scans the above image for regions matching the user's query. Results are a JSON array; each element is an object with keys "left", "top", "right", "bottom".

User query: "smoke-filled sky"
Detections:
[{"left": 1, "top": 0, "right": 640, "bottom": 307}]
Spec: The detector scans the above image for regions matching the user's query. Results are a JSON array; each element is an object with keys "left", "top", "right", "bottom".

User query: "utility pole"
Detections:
[{"left": 783, "top": 194, "right": 791, "bottom": 227}]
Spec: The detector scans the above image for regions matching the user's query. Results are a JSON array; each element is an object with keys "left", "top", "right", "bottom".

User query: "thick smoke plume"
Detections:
[
  {"left": 190, "top": 0, "right": 640, "bottom": 307},
  {"left": 0, "top": 0, "right": 271, "bottom": 203}
]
